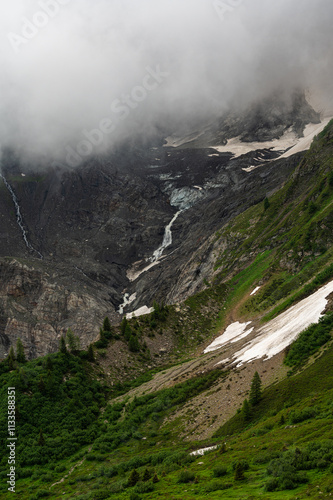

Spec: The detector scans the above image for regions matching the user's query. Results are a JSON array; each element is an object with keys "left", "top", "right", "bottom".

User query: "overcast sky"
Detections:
[{"left": 0, "top": 0, "right": 332, "bottom": 164}]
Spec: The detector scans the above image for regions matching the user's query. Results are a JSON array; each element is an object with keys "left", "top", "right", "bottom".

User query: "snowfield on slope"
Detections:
[{"left": 205, "top": 279, "right": 333, "bottom": 365}]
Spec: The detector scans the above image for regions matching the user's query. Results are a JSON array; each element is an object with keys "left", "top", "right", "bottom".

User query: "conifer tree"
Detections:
[
  {"left": 103, "top": 316, "right": 112, "bottom": 332},
  {"left": 143, "top": 468, "right": 152, "bottom": 482},
  {"left": 66, "top": 328, "right": 80, "bottom": 352},
  {"left": 38, "top": 429, "right": 45, "bottom": 446},
  {"left": 16, "top": 338, "right": 26, "bottom": 363},
  {"left": 38, "top": 376, "right": 46, "bottom": 393},
  {"left": 152, "top": 473, "right": 159, "bottom": 483},
  {"left": 121, "top": 317, "right": 128, "bottom": 334},
  {"left": 59, "top": 335, "right": 67, "bottom": 354},
  {"left": 234, "top": 462, "right": 245, "bottom": 481},
  {"left": 129, "top": 335, "right": 140, "bottom": 352},
  {"left": 242, "top": 398, "right": 251, "bottom": 421},
  {"left": 87, "top": 344, "right": 95, "bottom": 362},
  {"left": 249, "top": 371, "right": 262, "bottom": 406},
  {"left": 8, "top": 346, "right": 16, "bottom": 370},
  {"left": 128, "top": 468, "right": 140, "bottom": 487},
  {"left": 46, "top": 356, "right": 53, "bottom": 371},
  {"left": 264, "top": 197, "right": 270, "bottom": 211}
]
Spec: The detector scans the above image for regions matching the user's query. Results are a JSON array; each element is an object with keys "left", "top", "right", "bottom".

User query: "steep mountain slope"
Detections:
[
  {"left": 1, "top": 119, "right": 333, "bottom": 500},
  {"left": 0, "top": 91, "right": 325, "bottom": 359}
]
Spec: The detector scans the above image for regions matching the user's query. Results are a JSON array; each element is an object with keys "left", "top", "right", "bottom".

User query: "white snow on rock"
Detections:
[
  {"left": 233, "top": 279, "right": 333, "bottom": 365},
  {"left": 190, "top": 445, "right": 218, "bottom": 456},
  {"left": 204, "top": 321, "right": 254, "bottom": 353},
  {"left": 126, "top": 305, "right": 154, "bottom": 319},
  {"left": 250, "top": 286, "right": 261, "bottom": 296},
  {"left": 279, "top": 117, "right": 333, "bottom": 158}
]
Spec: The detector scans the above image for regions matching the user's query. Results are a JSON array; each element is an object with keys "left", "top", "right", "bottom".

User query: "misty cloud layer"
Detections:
[{"left": 0, "top": 0, "right": 332, "bottom": 165}]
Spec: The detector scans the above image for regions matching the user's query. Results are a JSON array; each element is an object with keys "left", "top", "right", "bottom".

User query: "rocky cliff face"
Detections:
[{"left": 0, "top": 91, "right": 321, "bottom": 359}]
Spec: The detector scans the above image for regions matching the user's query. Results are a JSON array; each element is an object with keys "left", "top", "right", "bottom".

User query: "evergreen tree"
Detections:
[
  {"left": 46, "top": 356, "right": 53, "bottom": 372},
  {"left": 234, "top": 462, "right": 245, "bottom": 481},
  {"left": 128, "top": 468, "right": 140, "bottom": 487},
  {"left": 7, "top": 346, "right": 16, "bottom": 370},
  {"left": 18, "top": 368, "right": 28, "bottom": 389},
  {"left": 121, "top": 317, "right": 128, "bottom": 334},
  {"left": 242, "top": 398, "right": 251, "bottom": 422},
  {"left": 16, "top": 338, "right": 26, "bottom": 363},
  {"left": 249, "top": 371, "right": 262, "bottom": 406},
  {"left": 124, "top": 324, "right": 132, "bottom": 342},
  {"left": 143, "top": 468, "right": 152, "bottom": 482},
  {"left": 219, "top": 442, "right": 227, "bottom": 454},
  {"left": 38, "top": 429, "right": 45, "bottom": 446},
  {"left": 152, "top": 473, "right": 159, "bottom": 483},
  {"left": 38, "top": 376, "right": 46, "bottom": 393},
  {"left": 264, "top": 197, "right": 270, "bottom": 211},
  {"left": 59, "top": 335, "right": 67, "bottom": 354},
  {"left": 87, "top": 344, "right": 95, "bottom": 362},
  {"left": 103, "top": 316, "right": 112, "bottom": 332},
  {"left": 129, "top": 335, "right": 140, "bottom": 353},
  {"left": 66, "top": 328, "right": 80, "bottom": 353}
]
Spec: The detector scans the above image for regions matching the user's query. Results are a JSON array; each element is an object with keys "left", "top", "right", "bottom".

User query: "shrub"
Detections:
[
  {"left": 205, "top": 480, "right": 232, "bottom": 492},
  {"left": 177, "top": 470, "right": 195, "bottom": 483},
  {"left": 213, "top": 465, "right": 227, "bottom": 477}
]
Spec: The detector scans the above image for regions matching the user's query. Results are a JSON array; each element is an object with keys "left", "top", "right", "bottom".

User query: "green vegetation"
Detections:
[{"left": 284, "top": 312, "right": 333, "bottom": 368}]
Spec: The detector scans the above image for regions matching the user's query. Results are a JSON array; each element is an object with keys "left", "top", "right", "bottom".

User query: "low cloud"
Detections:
[{"left": 0, "top": 0, "right": 332, "bottom": 165}]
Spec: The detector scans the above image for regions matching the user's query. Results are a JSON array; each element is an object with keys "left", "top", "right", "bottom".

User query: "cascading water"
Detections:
[
  {"left": 121, "top": 211, "right": 182, "bottom": 315},
  {"left": 150, "top": 211, "right": 181, "bottom": 262},
  {"left": 0, "top": 171, "right": 43, "bottom": 259}
]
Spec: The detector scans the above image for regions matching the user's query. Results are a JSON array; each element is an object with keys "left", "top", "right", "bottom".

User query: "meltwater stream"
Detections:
[
  {"left": 119, "top": 210, "right": 182, "bottom": 314},
  {"left": 150, "top": 210, "right": 181, "bottom": 263},
  {"left": 0, "top": 172, "right": 43, "bottom": 259}
]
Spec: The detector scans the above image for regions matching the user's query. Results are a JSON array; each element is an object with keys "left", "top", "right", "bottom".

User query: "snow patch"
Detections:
[
  {"left": 126, "top": 305, "right": 154, "bottom": 319},
  {"left": 250, "top": 286, "right": 261, "bottom": 296},
  {"left": 234, "top": 279, "right": 333, "bottom": 365},
  {"left": 204, "top": 321, "right": 253, "bottom": 353},
  {"left": 190, "top": 445, "right": 218, "bottom": 456}
]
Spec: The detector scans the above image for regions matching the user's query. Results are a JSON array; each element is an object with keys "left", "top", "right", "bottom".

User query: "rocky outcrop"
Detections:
[{"left": 0, "top": 259, "right": 116, "bottom": 360}]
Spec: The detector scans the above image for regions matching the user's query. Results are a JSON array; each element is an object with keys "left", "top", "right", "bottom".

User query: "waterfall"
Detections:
[
  {"left": 0, "top": 172, "right": 43, "bottom": 259},
  {"left": 150, "top": 211, "right": 181, "bottom": 262}
]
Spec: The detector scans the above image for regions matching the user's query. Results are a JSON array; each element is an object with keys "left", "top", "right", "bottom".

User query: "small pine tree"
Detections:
[
  {"left": 103, "top": 316, "right": 112, "bottom": 332},
  {"left": 234, "top": 462, "right": 245, "bottom": 481},
  {"left": 242, "top": 398, "right": 251, "bottom": 422},
  {"left": 128, "top": 468, "right": 140, "bottom": 487},
  {"left": 38, "top": 429, "right": 45, "bottom": 446},
  {"left": 66, "top": 328, "right": 80, "bottom": 352},
  {"left": 142, "top": 468, "right": 152, "bottom": 482},
  {"left": 219, "top": 442, "right": 227, "bottom": 454},
  {"left": 279, "top": 414, "right": 286, "bottom": 426},
  {"left": 16, "top": 338, "right": 26, "bottom": 363},
  {"left": 46, "top": 356, "right": 53, "bottom": 371},
  {"left": 264, "top": 197, "right": 270, "bottom": 211},
  {"left": 129, "top": 335, "right": 140, "bottom": 353},
  {"left": 87, "top": 344, "right": 95, "bottom": 362},
  {"left": 249, "top": 371, "right": 262, "bottom": 406},
  {"left": 124, "top": 324, "right": 132, "bottom": 342},
  {"left": 7, "top": 346, "right": 16, "bottom": 370},
  {"left": 152, "top": 473, "right": 159, "bottom": 483},
  {"left": 121, "top": 317, "right": 128, "bottom": 334},
  {"left": 59, "top": 335, "right": 67, "bottom": 354},
  {"left": 99, "top": 328, "right": 106, "bottom": 343},
  {"left": 38, "top": 376, "right": 46, "bottom": 393}
]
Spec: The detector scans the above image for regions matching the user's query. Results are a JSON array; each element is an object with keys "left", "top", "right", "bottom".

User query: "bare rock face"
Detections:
[{"left": 0, "top": 259, "right": 114, "bottom": 360}]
